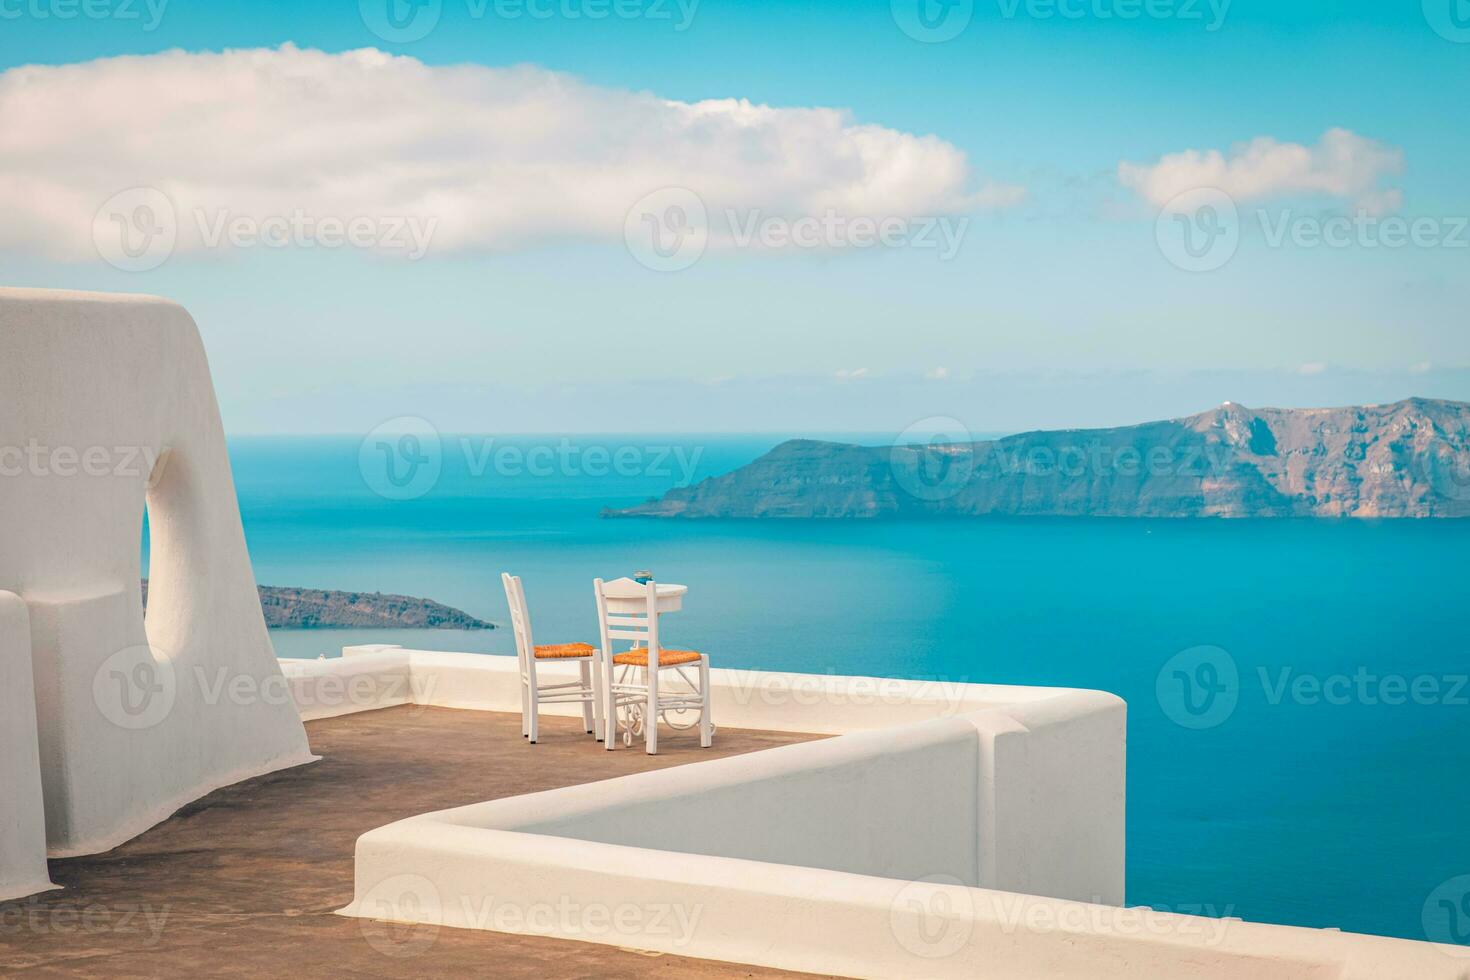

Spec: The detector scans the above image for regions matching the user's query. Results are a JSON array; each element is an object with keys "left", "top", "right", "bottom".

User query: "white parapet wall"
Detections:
[
  {"left": 294, "top": 647, "right": 1464, "bottom": 977},
  {"left": 0, "top": 288, "right": 316, "bottom": 879}
]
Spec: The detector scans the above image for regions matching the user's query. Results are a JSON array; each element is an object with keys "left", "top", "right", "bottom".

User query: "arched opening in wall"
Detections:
[{"left": 140, "top": 501, "right": 152, "bottom": 622}]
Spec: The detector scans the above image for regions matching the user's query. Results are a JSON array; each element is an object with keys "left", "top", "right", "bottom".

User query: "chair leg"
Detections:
[
  {"left": 645, "top": 666, "right": 659, "bottom": 756},
  {"left": 699, "top": 656, "right": 713, "bottom": 748},
  {"left": 527, "top": 674, "right": 539, "bottom": 745},
  {"left": 520, "top": 675, "right": 530, "bottom": 738},
  {"left": 604, "top": 655, "right": 617, "bottom": 751},
  {"left": 590, "top": 656, "right": 605, "bottom": 742},
  {"left": 579, "top": 660, "right": 595, "bottom": 735}
]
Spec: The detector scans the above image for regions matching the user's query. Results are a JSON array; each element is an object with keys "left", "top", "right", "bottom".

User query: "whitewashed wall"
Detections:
[
  {"left": 0, "top": 288, "right": 315, "bottom": 885},
  {"left": 0, "top": 592, "right": 55, "bottom": 901},
  {"left": 316, "top": 648, "right": 1459, "bottom": 977}
]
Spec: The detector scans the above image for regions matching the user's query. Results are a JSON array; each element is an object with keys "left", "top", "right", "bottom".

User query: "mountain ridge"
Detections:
[
  {"left": 605, "top": 398, "right": 1470, "bottom": 519},
  {"left": 140, "top": 581, "right": 495, "bottom": 629}
]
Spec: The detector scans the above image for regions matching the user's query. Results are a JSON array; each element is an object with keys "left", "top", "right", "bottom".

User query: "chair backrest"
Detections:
[
  {"left": 501, "top": 573, "right": 534, "bottom": 670},
  {"left": 593, "top": 577, "right": 660, "bottom": 668}
]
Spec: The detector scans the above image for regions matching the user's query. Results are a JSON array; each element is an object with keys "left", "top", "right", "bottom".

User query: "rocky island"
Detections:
[
  {"left": 606, "top": 398, "right": 1470, "bottom": 519},
  {"left": 141, "top": 580, "right": 495, "bottom": 629}
]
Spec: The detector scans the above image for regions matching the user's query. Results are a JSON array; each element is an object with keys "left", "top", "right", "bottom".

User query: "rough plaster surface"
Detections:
[{"left": 0, "top": 287, "right": 314, "bottom": 889}]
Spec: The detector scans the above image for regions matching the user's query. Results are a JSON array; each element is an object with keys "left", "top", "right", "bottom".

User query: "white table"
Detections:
[{"left": 601, "top": 579, "right": 687, "bottom": 615}]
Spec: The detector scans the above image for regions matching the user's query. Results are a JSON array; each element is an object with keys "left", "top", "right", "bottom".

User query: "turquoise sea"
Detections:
[{"left": 202, "top": 434, "right": 1469, "bottom": 945}]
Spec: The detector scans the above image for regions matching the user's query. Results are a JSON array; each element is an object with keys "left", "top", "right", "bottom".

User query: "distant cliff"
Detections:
[
  {"left": 605, "top": 398, "right": 1470, "bottom": 519},
  {"left": 141, "top": 581, "right": 494, "bottom": 629}
]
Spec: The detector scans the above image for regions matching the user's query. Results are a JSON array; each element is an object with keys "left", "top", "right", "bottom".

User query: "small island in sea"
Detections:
[
  {"left": 607, "top": 398, "right": 1470, "bottom": 519},
  {"left": 141, "top": 580, "right": 494, "bottom": 629}
]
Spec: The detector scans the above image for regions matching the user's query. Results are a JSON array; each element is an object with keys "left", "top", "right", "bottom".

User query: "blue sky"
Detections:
[{"left": 3, "top": 0, "right": 1468, "bottom": 434}]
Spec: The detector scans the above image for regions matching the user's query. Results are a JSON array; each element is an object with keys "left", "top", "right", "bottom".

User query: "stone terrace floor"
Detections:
[{"left": 0, "top": 705, "right": 829, "bottom": 979}]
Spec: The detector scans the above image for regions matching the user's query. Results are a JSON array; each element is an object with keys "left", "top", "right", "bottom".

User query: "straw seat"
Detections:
[
  {"left": 534, "top": 642, "right": 596, "bottom": 660},
  {"left": 612, "top": 647, "right": 702, "bottom": 668}
]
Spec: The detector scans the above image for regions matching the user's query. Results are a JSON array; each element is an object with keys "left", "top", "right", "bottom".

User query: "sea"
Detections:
[{"left": 166, "top": 433, "right": 1470, "bottom": 945}]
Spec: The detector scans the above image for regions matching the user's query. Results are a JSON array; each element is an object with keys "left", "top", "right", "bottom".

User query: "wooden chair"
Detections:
[
  {"left": 593, "top": 577, "right": 711, "bottom": 755},
  {"left": 501, "top": 573, "right": 601, "bottom": 744}
]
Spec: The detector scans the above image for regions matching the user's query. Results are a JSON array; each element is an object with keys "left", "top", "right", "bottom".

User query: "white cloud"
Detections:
[
  {"left": 925, "top": 367, "right": 950, "bottom": 381},
  {"left": 1297, "top": 362, "right": 1328, "bottom": 376},
  {"left": 0, "top": 45, "right": 1022, "bottom": 261},
  {"left": 835, "top": 368, "right": 870, "bottom": 380},
  {"left": 1118, "top": 128, "right": 1404, "bottom": 215}
]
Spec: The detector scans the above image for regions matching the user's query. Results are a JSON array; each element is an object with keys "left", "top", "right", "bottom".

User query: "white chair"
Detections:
[
  {"left": 502, "top": 573, "right": 601, "bottom": 744},
  {"left": 593, "top": 577, "right": 712, "bottom": 755}
]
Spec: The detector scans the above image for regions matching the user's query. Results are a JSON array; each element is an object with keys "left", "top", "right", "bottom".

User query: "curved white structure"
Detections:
[
  {"left": 0, "top": 591, "right": 55, "bottom": 901},
  {"left": 0, "top": 288, "right": 314, "bottom": 891},
  {"left": 321, "top": 647, "right": 1463, "bottom": 977}
]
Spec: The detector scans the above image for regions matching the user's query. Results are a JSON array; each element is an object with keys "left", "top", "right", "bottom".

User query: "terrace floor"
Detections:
[{"left": 0, "top": 705, "right": 828, "bottom": 979}]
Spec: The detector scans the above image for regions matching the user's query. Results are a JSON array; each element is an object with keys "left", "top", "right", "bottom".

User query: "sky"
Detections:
[{"left": 2, "top": 0, "right": 1468, "bottom": 434}]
